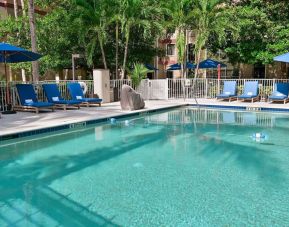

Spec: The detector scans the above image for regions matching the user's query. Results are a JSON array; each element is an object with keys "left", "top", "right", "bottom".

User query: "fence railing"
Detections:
[{"left": 1, "top": 78, "right": 289, "bottom": 111}]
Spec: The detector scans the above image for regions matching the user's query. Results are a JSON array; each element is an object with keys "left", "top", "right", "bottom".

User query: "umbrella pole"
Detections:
[
  {"left": 5, "top": 62, "right": 11, "bottom": 110},
  {"left": 3, "top": 58, "right": 16, "bottom": 114},
  {"left": 5, "top": 61, "right": 10, "bottom": 104}
]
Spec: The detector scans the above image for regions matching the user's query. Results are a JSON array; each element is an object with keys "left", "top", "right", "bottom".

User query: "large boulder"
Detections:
[{"left": 120, "top": 84, "right": 145, "bottom": 111}]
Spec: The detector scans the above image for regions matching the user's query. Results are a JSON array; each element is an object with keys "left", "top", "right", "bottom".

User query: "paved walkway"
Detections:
[
  {"left": 1, "top": 99, "right": 289, "bottom": 137},
  {"left": 0, "top": 100, "right": 186, "bottom": 137}
]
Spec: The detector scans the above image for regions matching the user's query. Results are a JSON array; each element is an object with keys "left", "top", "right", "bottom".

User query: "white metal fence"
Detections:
[
  {"left": 167, "top": 78, "right": 289, "bottom": 99},
  {"left": 1, "top": 78, "right": 289, "bottom": 111}
]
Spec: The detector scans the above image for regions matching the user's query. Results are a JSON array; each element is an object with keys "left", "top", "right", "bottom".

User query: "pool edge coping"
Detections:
[
  {"left": 0, "top": 104, "right": 187, "bottom": 141},
  {"left": 2, "top": 102, "right": 289, "bottom": 141}
]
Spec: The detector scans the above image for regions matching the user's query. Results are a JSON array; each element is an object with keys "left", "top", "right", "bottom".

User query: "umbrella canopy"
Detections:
[
  {"left": 273, "top": 52, "right": 289, "bottom": 63},
  {"left": 168, "top": 62, "right": 195, "bottom": 70},
  {"left": 0, "top": 42, "right": 42, "bottom": 63},
  {"left": 0, "top": 42, "right": 42, "bottom": 113},
  {"left": 145, "top": 63, "right": 158, "bottom": 71},
  {"left": 198, "top": 59, "right": 227, "bottom": 69}
]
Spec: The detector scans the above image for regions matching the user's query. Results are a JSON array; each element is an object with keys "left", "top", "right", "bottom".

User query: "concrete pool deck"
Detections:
[{"left": 1, "top": 98, "right": 289, "bottom": 138}]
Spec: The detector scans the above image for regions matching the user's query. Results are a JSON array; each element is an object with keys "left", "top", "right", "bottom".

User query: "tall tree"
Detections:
[
  {"left": 75, "top": 0, "right": 110, "bottom": 69},
  {"left": 13, "top": 0, "right": 18, "bottom": 19},
  {"left": 222, "top": 0, "right": 289, "bottom": 66},
  {"left": 120, "top": 0, "right": 163, "bottom": 79},
  {"left": 190, "top": 0, "right": 236, "bottom": 97},
  {"left": 109, "top": 0, "right": 122, "bottom": 79},
  {"left": 28, "top": 0, "right": 40, "bottom": 82},
  {"left": 20, "top": 0, "right": 26, "bottom": 16},
  {"left": 165, "top": 0, "right": 194, "bottom": 79}
]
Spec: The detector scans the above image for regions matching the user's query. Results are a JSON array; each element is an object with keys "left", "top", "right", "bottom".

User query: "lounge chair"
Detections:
[
  {"left": 14, "top": 84, "right": 55, "bottom": 114},
  {"left": 268, "top": 83, "right": 289, "bottom": 104},
  {"left": 216, "top": 81, "right": 237, "bottom": 102},
  {"left": 237, "top": 81, "right": 259, "bottom": 103},
  {"left": 67, "top": 83, "right": 102, "bottom": 107},
  {"left": 42, "top": 84, "right": 81, "bottom": 110}
]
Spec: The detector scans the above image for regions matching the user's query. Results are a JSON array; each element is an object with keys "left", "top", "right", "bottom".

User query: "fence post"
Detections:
[
  {"left": 205, "top": 79, "right": 208, "bottom": 98},
  {"left": 217, "top": 79, "right": 220, "bottom": 98},
  {"left": 166, "top": 78, "right": 169, "bottom": 100}
]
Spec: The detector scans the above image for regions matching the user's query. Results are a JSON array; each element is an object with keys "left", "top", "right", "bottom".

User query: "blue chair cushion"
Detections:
[
  {"left": 238, "top": 94, "right": 258, "bottom": 99},
  {"left": 52, "top": 100, "right": 81, "bottom": 105},
  {"left": 24, "top": 101, "right": 54, "bottom": 108},
  {"left": 79, "top": 98, "right": 103, "bottom": 103},
  {"left": 217, "top": 93, "right": 235, "bottom": 98}
]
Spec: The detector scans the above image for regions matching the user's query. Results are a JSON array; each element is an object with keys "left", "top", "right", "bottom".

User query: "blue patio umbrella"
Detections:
[
  {"left": 145, "top": 63, "right": 158, "bottom": 71},
  {"left": 273, "top": 52, "right": 289, "bottom": 63},
  {"left": 0, "top": 42, "right": 42, "bottom": 113},
  {"left": 198, "top": 59, "right": 227, "bottom": 69},
  {"left": 168, "top": 62, "right": 195, "bottom": 70}
]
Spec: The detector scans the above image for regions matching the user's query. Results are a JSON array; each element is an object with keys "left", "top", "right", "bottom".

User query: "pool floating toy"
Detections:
[
  {"left": 110, "top": 118, "right": 117, "bottom": 124},
  {"left": 124, "top": 120, "right": 131, "bottom": 126},
  {"left": 251, "top": 133, "right": 268, "bottom": 142}
]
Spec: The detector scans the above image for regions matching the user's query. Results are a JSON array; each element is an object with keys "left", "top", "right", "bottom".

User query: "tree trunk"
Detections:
[
  {"left": 191, "top": 48, "right": 202, "bottom": 104},
  {"left": 28, "top": 0, "right": 40, "bottom": 82},
  {"left": 122, "top": 26, "right": 130, "bottom": 79},
  {"left": 98, "top": 33, "right": 107, "bottom": 69},
  {"left": 115, "top": 22, "right": 119, "bottom": 79},
  {"left": 13, "top": 0, "right": 18, "bottom": 18},
  {"left": 20, "top": 0, "right": 26, "bottom": 80},
  {"left": 20, "top": 0, "right": 26, "bottom": 16},
  {"left": 183, "top": 29, "right": 188, "bottom": 79}
]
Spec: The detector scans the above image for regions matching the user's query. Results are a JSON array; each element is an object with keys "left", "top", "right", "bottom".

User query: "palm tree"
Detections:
[
  {"left": 20, "top": 0, "right": 26, "bottom": 16},
  {"left": 191, "top": 0, "right": 236, "bottom": 99},
  {"left": 75, "top": 0, "right": 111, "bottom": 69},
  {"left": 109, "top": 0, "right": 122, "bottom": 79},
  {"left": 165, "top": 0, "right": 194, "bottom": 79},
  {"left": 120, "top": 0, "right": 163, "bottom": 79},
  {"left": 28, "top": 0, "right": 40, "bottom": 82},
  {"left": 192, "top": 0, "right": 234, "bottom": 77},
  {"left": 128, "top": 62, "right": 150, "bottom": 87},
  {"left": 13, "top": 0, "right": 18, "bottom": 18},
  {"left": 164, "top": 0, "right": 194, "bottom": 99}
]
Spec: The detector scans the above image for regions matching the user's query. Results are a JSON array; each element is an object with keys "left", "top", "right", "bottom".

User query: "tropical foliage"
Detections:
[
  {"left": 128, "top": 63, "right": 150, "bottom": 87},
  {"left": 0, "top": 0, "right": 289, "bottom": 80}
]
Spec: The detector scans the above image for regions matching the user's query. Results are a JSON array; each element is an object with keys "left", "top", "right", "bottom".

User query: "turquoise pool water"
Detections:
[{"left": 1, "top": 107, "right": 289, "bottom": 226}]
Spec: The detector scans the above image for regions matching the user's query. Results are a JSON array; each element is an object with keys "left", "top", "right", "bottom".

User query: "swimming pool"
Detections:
[{"left": 1, "top": 107, "right": 289, "bottom": 226}]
